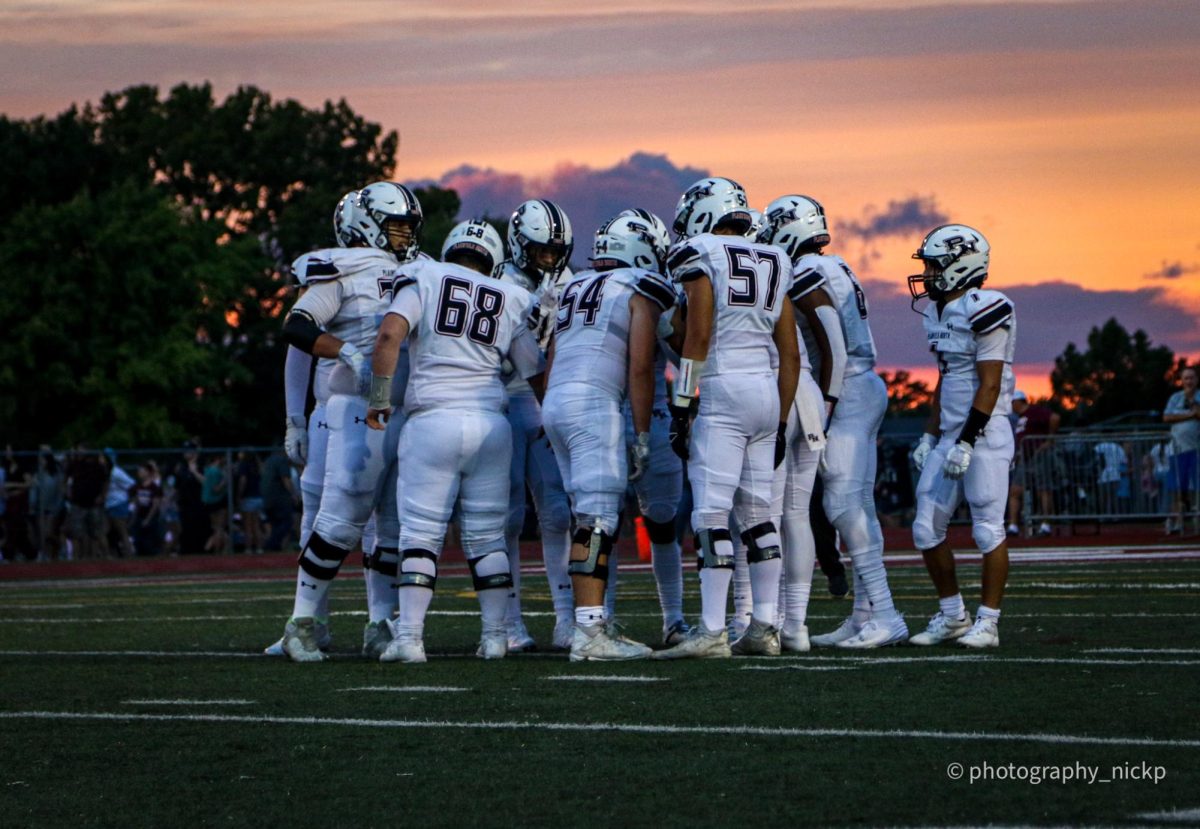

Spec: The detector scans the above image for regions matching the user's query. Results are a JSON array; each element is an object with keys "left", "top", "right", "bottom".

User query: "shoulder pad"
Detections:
[
  {"left": 788, "top": 263, "right": 828, "bottom": 302},
  {"left": 291, "top": 250, "right": 342, "bottom": 285},
  {"left": 629, "top": 268, "right": 677, "bottom": 311},
  {"left": 966, "top": 289, "right": 1014, "bottom": 334}
]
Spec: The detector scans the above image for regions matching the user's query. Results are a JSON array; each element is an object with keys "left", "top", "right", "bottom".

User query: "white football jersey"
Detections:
[
  {"left": 290, "top": 247, "right": 402, "bottom": 397},
  {"left": 548, "top": 267, "right": 675, "bottom": 399},
  {"left": 388, "top": 258, "right": 543, "bottom": 416},
  {"left": 923, "top": 287, "right": 1017, "bottom": 434},
  {"left": 667, "top": 234, "right": 786, "bottom": 378},
  {"left": 791, "top": 252, "right": 877, "bottom": 378}
]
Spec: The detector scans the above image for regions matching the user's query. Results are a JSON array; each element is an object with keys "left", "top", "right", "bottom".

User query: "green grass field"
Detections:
[{"left": 2, "top": 555, "right": 1199, "bottom": 828}]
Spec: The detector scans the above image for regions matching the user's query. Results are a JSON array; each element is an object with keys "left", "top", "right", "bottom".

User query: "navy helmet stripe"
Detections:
[{"left": 541, "top": 200, "right": 564, "bottom": 241}]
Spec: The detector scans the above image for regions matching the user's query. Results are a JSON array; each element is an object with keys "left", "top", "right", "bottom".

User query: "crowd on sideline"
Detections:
[{"left": 2, "top": 369, "right": 1195, "bottom": 563}]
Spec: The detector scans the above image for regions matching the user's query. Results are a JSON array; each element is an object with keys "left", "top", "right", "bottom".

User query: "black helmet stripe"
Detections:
[{"left": 541, "top": 199, "right": 564, "bottom": 242}]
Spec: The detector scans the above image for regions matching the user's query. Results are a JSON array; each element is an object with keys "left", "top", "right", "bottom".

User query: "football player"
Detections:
[
  {"left": 762, "top": 195, "right": 907, "bottom": 649},
  {"left": 655, "top": 177, "right": 801, "bottom": 659},
  {"left": 367, "top": 220, "right": 544, "bottom": 662},
  {"left": 496, "top": 199, "right": 576, "bottom": 650},
  {"left": 907, "top": 224, "right": 1015, "bottom": 648},
  {"left": 543, "top": 211, "right": 675, "bottom": 660},
  {"left": 275, "top": 181, "right": 422, "bottom": 663}
]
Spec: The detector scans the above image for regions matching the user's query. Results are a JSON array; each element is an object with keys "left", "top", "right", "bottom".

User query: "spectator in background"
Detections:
[
  {"left": 1007, "top": 390, "right": 1061, "bottom": 536},
  {"left": 201, "top": 453, "right": 229, "bottom": 553},
  {"left": 103, "top": 450, "right": 135, "bottom": 558},
  {"left": 1163, "top": 365, "right": 1200, "bottom": 534},
  {"left": 1094, "top": 439, "right": 1129, "bottom": 517},
  {"left": 235, "top": 450, "right": 264, "bottom": 555},
  {"left": 261, "top": 446, "right": 298, "bottom": 552},
  {"left": 66, "top": 446, "right": 108, "bottom": 559},
  {"left": 130, "top": 461, "right": 164, "bottom": 556},
  {"left": 31, "top": 447, "right": 65, "bottom": 560},
  {"left": 2, "top": 444, "right": 36, "bottom": 560},
  {"left": 171, "top": 441, "right": 207, "bottom": 554},
  {"left": 1145, "top": 437, "right": 1173, "bottom": 516}
]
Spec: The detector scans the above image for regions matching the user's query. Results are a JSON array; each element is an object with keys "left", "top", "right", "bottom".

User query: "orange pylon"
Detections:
[{"left": 635, "top": 516, "right": 651, "bottom": 562}]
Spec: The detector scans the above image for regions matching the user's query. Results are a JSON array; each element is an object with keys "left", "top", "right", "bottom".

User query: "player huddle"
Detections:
[{"left": 268, "top": 175, "right": 1017, "bottom": 663}]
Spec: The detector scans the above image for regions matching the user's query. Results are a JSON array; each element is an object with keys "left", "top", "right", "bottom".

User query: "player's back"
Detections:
[
  {"left": 668, "top": 233, "right": 785, "bottom": 378},
  {"left": 923, "top": 287, "right": 1016, "bottom": 432},
  {"left": 549, "top": 267, "right": 675, "bottom": 399},
  {"left": 393, "top": 259, "right": 538, "bottom": 415},
  {"left": 795, "top": 252, "right": 877, "bottom": 376}
]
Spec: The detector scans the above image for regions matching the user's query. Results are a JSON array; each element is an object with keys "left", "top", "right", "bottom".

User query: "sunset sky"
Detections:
[{"left": 4, "top": 0, "right": 1199, "bottom": 399}]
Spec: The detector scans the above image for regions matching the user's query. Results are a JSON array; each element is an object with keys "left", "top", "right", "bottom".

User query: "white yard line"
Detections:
[
  {"left": 543, "top": 675, "right": 668, "bottom": 683},
  {"left": 752, "top": 654, "right": 1200, "bottom": 667},
  {"left": 1134, "top": 808, "right": 1200, "bottom": 822},
  {"left": 1084, "top": 648, "right": 1200, "bottom": 655},
  {"left": 122, "top": 699, "right": 256, "bottom": 706},
  {"left": 338, "top": 686, "right": 470, "bottom": 693},
  {"left": 0, "top": 710, "right": 1196, "bottom": 749},
  {"left": 741, "top": 665, "right": 860, "bottom": 672}
]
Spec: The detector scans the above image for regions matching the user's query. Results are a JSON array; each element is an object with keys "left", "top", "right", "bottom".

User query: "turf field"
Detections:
[{"left": 2, "top": 550, "right": 1199, "bottom": 828}]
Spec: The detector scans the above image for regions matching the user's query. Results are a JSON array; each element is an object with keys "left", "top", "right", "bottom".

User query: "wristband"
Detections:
[
  {"left": 368, "top": 375, "right": 393, "bottom": 411},
  {"left": 956, "top": 406, "right": 991, "bottom": 447},
  {"left": 672, "top": 357, "right": 704, "bottom": 408}
]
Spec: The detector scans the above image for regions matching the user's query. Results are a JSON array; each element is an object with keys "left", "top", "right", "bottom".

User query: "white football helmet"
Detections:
[
  {"left": 442, "top": 220, "right": 505, "bottom": 276},
  {"left": 592, "top": 209, "right": 670, "bottom": 273},
  {"left": 909, "top": 224, "right": 990, "bottom": 301},
  {"left": 333, "top": 190, "right": 371, "bottom": 248},
  {"left": 357, "top": 181, "right": 424, "bottom": 262},
  {"left": 508, "top": 199, "right": 573, "bottom": 281},
  {"left": 758, "top": 195, "right": 830, "bottom": 261},
  {"left": 672, "top": 177, "right": 751, "bottom": 239},
  {"left": 744, "top": 209, "right": 765, "bottom": 240}
]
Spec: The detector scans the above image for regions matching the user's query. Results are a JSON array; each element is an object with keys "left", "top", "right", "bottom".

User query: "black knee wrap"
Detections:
[
  {"left": 695, "top": 527, "right": 734, "bottom": 570},
  {"left": 398, "top": 548, "right": 438, "bottom": 590},
  {"left": 568, "top": 527, "right": 612, "bottom": 581},
  {"left": 298, "top": 532, "right": 350, "bottom": 580},
  {"left": 467, "top": 555, "right": 514, "bottom": 592},
  {"left": 741, "top": 522, "right": 781, "bottom": 563},
  {"left": 643, "top": 515, "right": 677, "bottom": 545},
  {"left": 371, "top": 546, "right": 399, "bottom": 578}
]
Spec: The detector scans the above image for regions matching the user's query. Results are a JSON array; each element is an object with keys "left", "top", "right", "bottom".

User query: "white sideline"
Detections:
[
  {"left": 122, "top": 699, "right": 256, "bottom": 705},
  {"left": 747, "top": 655, "right": 1200, "bottom": 667},
  {"left": 1084, "top": 648, "right": 1200, "bottom": 655},
  {"left": 544, "top": 675, "right": 667, "bottom": 683},
  {"left": 1, "top": 710, "right": 1197, "bottom": 749}
]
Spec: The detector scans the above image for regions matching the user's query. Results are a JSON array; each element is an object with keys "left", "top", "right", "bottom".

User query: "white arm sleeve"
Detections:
[
  {"left": 813, "top": 303, "right": 847, "bottom": 401},
  {"left": 508, "top": 325, "right": 546, "bottom": 380},
  {"left": 975, "top": 326, "right": 1012, "bottom": 363},
  {"left": 290, "top": 280, "right": 343, "bottom": 327},
  {"left": 387, "top": 283, "right": 423, "bottom": 328},
  {"left": 284, "top": 346, "right": 313, "bottom": 419}
]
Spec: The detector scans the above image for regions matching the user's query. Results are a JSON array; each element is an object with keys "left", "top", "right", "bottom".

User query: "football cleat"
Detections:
[
  {"left": 569, "top": 622, "right": 652, "bottom": 662},
  {"left": 909, "top": 611, "right": 973, "bottom": 646},
  {"left": 809, "top": 616, "right": 861, "bottom": 647},
  {"left": 282, "top": 617, "right": 326, "bottom": 663},
  {"left": 835, "top": 613, "right": 909, "bottom": 649},
  {"left": 263, "top": 638, "right": 285, "bottom": 657},
  {"left": 552, "top": 618, "right": 575, "bottom": 651},
  {"left": 361, "top": 619, "right": 394, "bottom": 659},
  {"left": 662, "top": 619, "right": 691, "bottom": 647},
  {"left": 958, "top": 616, "right": 1000, "bottom": 648},
  {"left": 507, "top": 619, "right": 536, "bottom": 653},
  {"left": 476, "top": 629, "right": 508, "bottom": 660},
  {"left": 731, "top": 619, "right": 781, "bottom": 656},
  {"left": 780, "top": 625, "right": 811, "bottom": 653},
  {"left": 726, "top": 613, "right": 750, "bottom": 644},
  {"left": 379, "top": 632, "right": 427, "bottom": 664},
  {"left": 653, "top": 626, "right": 732, "bottom": 660}
]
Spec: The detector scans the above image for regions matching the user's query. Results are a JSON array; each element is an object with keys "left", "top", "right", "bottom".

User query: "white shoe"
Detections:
[
  {"left": 1037, "top": 522, "right": 1052, "bottom": 537},
  {"left": 653, "top": 626, "right": 731, "bottom": 660},
  {"left": 476, "top": 629, "right": 508, "bottom": 660},
  {"left": 780, "top": 625, "right": 810, "bottom": 653},
  {"left": 1006, "top": 523, "right": 1019, "bottom": 536},
  {"left": 958, "top": 616, "right": 1000, "bottom": 648},
  {"left": 552, "top": 618, "right": 575, "bottom": 650},
  {"left": 268, "top": 617, "right": 331, "bottom": 656},
  {"left": 361, "top": 619, "right": 394, "bottom": 659},
  {"left": 282, "top": 617, "right": 326, "bottom": 663},
  {"left": 569, "top": 622, "right": 652, "bottom": 662},
  {"left": 662, "top": 619, "right": 691, "bottom": 647},
  {"left": 836, "top": 613, "right": 909, "bottom": 649},
  {"left": 908, "top": 611, "right": 973, "bottom": 646},
  {"left": 731, "top": 619, "right": 781, "bottom": 656},
  {"left": 810, "top": 616, "right": 861, "bottom": 647},
  {"left": 379, "top": 632, "right": 427, "bottom": 664},
  {"left": 726, "top": 614, "right": 750, "bottom": 643},
  {"left": 263, "top": 638, "right": 286, "bottom": 657},
  {"left": 507, "top": 619, "right": 536, "bottom": 652}
]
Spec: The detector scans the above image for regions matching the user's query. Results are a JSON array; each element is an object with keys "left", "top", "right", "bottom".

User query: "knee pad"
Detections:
[
  {"left": 740, "top": 522, "right": 781, "bottom": 563},
  {"left": 366, "top": 545, "right": 399, "bottom": 578},
  {"left": 298, "top": 532, "right": 351, "bottom": 581},
  {"left": 468, "top": 550, "right": 513, "bottom": 592},
  {"left": 568, "top": 526, "right": 613, "bottom": 580},
  {"left": 399, "top": 548, "right": 438, "bottom": 591},
  {"left": 540, "top": 497, "right": 572, "bottom": 535},
  {"left": 695, "top": 527, "right": 734, "bottom": 570},
  {"left": 312, "top": 514, "right": 364, "bottom": 552},
  {"left": 972, "top": 521, "right": 1006, "bottom": 555},
  {"left": 643, "top": 515, "right": 677, "bottom": 545},
  {"left": 911, "top": 514, "right": 945, "bottom": 552}
]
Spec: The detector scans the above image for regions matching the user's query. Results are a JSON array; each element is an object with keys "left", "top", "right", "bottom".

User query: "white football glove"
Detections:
[
  {"left": 629, "top": 431, "right": 651, "bottom": 482},
  {"left": 942, "top": 440, "right": 973, "bottom": 480},
  {"left": 338, "top": 342, "right": 370, "bottom": 396},
  {"left": 912, "top": 433, "right": 937, "bottom": 471},
  {"left": 284, "top": 415, "right": 308, "bottom": 466}
]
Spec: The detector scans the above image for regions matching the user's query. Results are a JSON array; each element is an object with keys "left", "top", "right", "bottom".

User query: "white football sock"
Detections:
[
  {"left": 504, "top": 530, "right": 523, "bottom": 625},
  {"left": 699, "top": 568, "right": 732, "bottom": 633},
  {"left": 604, "top": 544, "right": 619, "bottom": 618},
  {"left": 749, "top": 558, "right": 782, "bottom": 626},
  {"left": 292, "top": 568, "right": 333, "bottom": 620},
  {"left": 731, "top": 538, "right": 752, "bottom": 631},
  {"left": 365, "top": 549, "right": 399, "bottom": 624},
  {"left": 977, "top": 605, "right": 1001, "bottom": 622},
  {"left": 940, "top": 593, "right": 967, "bottom": 621},
  {"left": 651, "top": 539, "right": 684, "bottom": 627},
  {"left": 575, "top": 605, "right": 605, "bottom": 627},
  {"left": 543, "top": 529, "right": 573, "bottom": 622}
]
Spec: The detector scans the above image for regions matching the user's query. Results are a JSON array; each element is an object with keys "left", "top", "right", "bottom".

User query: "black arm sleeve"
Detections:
[
  {"left": 956, "top": 406, "right": 992, "bottom": 447},
  {"left": 282, "top": 310, "right": 323, "bottom": 355}
]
